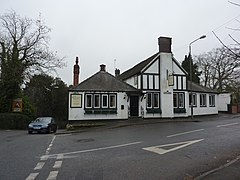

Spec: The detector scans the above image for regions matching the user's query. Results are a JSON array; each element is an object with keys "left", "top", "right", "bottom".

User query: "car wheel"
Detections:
[{"left": 28, "top": 131, "right": 32, "bottom": 134}]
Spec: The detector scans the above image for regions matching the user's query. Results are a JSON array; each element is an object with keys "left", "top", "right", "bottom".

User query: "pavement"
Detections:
[{"left": 56, "top": 113, "right": 240, "bottom": 180}]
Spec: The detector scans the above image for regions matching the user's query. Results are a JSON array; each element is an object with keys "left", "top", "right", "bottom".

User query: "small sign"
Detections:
[
  {"left": 168, "top": 74, "right": 174, "bottom": 86},
  {"left": 12, "top": 98, "right": 23, "bottom": 112},
  {"left": 71, "top": 94, "right": 82, "bottom": 108}
]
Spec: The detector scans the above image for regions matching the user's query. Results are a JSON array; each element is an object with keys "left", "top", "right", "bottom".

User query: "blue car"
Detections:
[{"left": 28, "top": 117, "right": 57, "bottom": 134}]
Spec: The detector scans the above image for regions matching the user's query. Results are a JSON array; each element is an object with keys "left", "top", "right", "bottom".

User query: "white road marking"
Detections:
[
  {"left": 167, "top": 129, "right": 204, "bottom": 138},
  {"left": 53, "top": 161, "right": 63, "bottom": 169},
  {"left": 40, "top": 155, "right": 48, "bottom": 161},
  {"left": 25, "top": 173, "right": 39, "bottom": 180},
  {"left": 56, "top": 154, "right": 64, "bottom": 160},
  {"left": 143, "top": 139, "right": 204, "bottom": 155},
  {"left": 42, "top": 141, "right": 142, "bottom": 158},
  {"left": 217, "top": 122, "right": 238, "bottom": 128},
  {"left": 46, "top": 171, "right": 58, "bottom": 180},
  {"left": 45, "top": 135, "right": 56, "bottom": 154},
  {"left": 33, "top": 162, "right": 45, "bottom": 170}
]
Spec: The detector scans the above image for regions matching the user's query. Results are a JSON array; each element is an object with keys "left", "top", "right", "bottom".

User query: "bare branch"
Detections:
[
  {"left": 228, "top": 34, "right": 240, "bottom": 46},
  {"left": 212, "top": 31, "right": 240, "bottom": 58},
  {"left": 228, "top": 1, "right": 240, "bottom": 6}
]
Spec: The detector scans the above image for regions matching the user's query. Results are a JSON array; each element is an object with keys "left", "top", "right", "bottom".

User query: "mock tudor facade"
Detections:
[{"left": 68, "top": 37, "right": 218, "bottom": 121}]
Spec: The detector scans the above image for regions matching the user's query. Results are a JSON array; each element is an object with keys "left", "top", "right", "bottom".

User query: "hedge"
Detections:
[{"left": 0, "top": 113, "right": 33, "bottom": 130}]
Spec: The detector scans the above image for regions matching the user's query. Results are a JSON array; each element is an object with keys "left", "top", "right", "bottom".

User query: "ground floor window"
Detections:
[
  {"left": 200, "top": 94, "right": 207, "bottom": 107},
  {"left": 209, "top": 94, "right": 215, "bottom": 107},
  {"left": 85, "top": 93, "right": 117, "bottom": 114},
  {"left": 173, "top": 92, "right": 186, "bottom": 113},
  {"left": 146, "top": 92, "right": 161, "bottom": 113},
  {"left": 189, "top": 93, "right": 197, "bottom": 107}
]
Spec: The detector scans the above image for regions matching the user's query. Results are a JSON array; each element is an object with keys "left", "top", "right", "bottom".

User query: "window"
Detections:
[
  {"left": 200, "top": 94, "right": 207, "bottom": 107},
  {"left": 173, "top": 93, "right": 185, "bottom": 108},
  {"left": 109, "top": 94, "right": 116, "bottom": 108},
  {"left": 178, "top": 93, "right": 184, "bottom": 108},
  {"left": 94, "top": 94, "right": 100, "bottom": 108},
  {"left": 189, "top": 93, "right": 197, "bottom": 106},
  {"left": 153, "top": 93, "right": 159, "bottom": 108},
  {"left": 209, "top": 95, "right": 215, "bottom": 107},
  {"left": 173, "top": 93, "right": 178, "bottom": 108},
  {"left": 146, "top": 92, "right": 161, "bottom": 113},
  {"left": 147, "top": 93, "right": 152, "bottom": 108},
  {"left": 86, "top": 94, "right": 92, "bottom": 108},
  {"left": 102, "top": 94, "right": 108, "bottom": 108},
  {"left": 147, "top": 93, "right": 160, "bottom": 109}
]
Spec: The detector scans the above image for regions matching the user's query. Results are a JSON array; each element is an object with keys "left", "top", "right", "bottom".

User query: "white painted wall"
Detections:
[
  {"left": 144, "top": 59, "right": 159, "bottom": 74},
  {"left": 173, "top": 59, "right": 185, "bottom": 75},
  {"left": 160, "top": 53, "right": 174, "bottom": 118},
  {"left": 68, "top": 91, "right": 129, "bottom": 121},
  {"left": 218, "top": 93, "right": 231, "bottom": 112},
  {"left": 186, "top": 92, "right": 218, "bottom": 116}
]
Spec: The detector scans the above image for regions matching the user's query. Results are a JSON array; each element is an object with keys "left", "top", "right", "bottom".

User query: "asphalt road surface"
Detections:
[{"left": 1, "top": 115, "right": 240, "bottom": 180}]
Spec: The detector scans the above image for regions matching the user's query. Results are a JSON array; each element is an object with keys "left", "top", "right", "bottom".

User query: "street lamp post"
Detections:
[{"left": 189, "top": 35, "right": 206, "bottom": 119}]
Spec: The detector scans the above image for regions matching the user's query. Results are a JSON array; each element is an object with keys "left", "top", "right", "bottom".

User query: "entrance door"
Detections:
[{"left": 130, "top": 96, "right": 139, "bottom": 117}]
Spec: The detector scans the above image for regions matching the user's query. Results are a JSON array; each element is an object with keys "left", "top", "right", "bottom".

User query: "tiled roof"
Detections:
[
  {"left": 69, "top": 71, "right": 140, "bottom": 92},
  {"left": 117, "top": 53, "right": 159, "bottom": 80},
  {"left": 188, "top": 81, "right": 218, "bottom": 93}
]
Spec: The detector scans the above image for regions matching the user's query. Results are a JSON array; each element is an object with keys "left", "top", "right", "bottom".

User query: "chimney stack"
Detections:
[
  {"left": 73, "top": 57, "right": 80, "bottom": 86},
  {"left": 115, "top": 68, "right": 120, "bottom": 77},
  {"left": 100, "top": 64, "right": 106, "bottom": 72},
  {"left": 158, "top": 37, "right": 172, "bottom": 53}
]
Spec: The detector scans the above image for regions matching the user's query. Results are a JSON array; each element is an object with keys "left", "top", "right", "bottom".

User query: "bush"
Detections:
[{"left": 0, "top": 113, "right": 33, "bottom": 130}]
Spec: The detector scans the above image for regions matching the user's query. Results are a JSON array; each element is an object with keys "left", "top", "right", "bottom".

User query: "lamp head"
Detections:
[{"left": 200, "top": 35, "right": 206, "bottom": 39}]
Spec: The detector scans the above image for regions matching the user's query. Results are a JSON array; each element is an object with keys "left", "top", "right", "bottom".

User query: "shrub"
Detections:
[{"left": 0, "top": 113, "right": 33, "bottom": 130}]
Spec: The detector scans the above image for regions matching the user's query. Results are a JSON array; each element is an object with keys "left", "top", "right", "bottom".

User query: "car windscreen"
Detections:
[{"left": 34, "top": 118, "right": 51, "bottom": 123}]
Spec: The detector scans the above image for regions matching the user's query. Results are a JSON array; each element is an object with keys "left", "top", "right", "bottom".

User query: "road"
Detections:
[{"left": 0, "top": 115, "right": 240, "bottom": 180}]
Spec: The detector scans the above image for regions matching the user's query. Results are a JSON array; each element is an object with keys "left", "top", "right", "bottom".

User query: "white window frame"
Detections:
[
  {"left": 153, "top": 93, "right": 159, "bottom": 108},
  {"left": 102, "top": 94, "right": 108, "bottom": 108},
  {"left": 200, "top": 94, "right": 207, "bottom": 107},
  {"left": 178, "top": 93, "right": 184, "bottom": 108},
  {"left": 85, "top": 94, "right": 92, "bottom": 108},
  {"left": 109, "top": 94, "right": 116, "bottom": 108},
  {"left": 209, "top": 95, "right": 215, "bottom": 107},
  {"left": 147, "top": 93, "right": 152, "bottom": 108},
  {"left": 173, "top": 93, "right": 178, "bottom": 108},
  {"left": 94, "top": 94, "right": 100, "bottom": 108}
]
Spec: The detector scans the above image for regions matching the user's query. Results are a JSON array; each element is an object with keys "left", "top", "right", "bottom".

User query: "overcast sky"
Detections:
[{"left": 1, "top": 0, "right": 240, "bottom": 85}]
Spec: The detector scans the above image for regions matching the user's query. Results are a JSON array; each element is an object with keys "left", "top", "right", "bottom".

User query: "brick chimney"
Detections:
[
  {"left": 73, "top": 57, "right": 80, "bottom": 86},
  {"left": 158, "top": 37, "right": 172, "bottom": 53}
]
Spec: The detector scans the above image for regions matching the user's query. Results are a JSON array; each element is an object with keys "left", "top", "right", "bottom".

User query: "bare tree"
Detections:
[
  {"left": 0, "top": 11, "right": 65, "bottom": 112},
  {"left": 195, "top": 47, "right": 240, "bottom": 92},
  {"left": 0, "top": 11, "right": 65, "bottom": 80}
]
